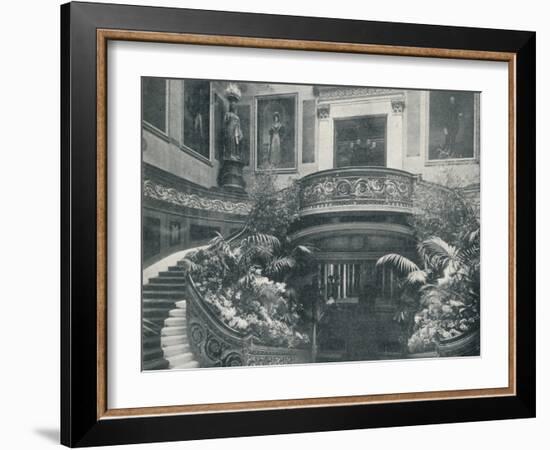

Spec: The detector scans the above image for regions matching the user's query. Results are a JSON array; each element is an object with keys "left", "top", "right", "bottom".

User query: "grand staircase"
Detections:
[{"left": 142, "top": 261, "right": 200, "bottom": 371}]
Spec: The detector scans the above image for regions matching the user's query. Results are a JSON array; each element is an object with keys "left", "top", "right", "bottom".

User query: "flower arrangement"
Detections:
[
  {"left": 408, "top": 297, "right": 479, "bottom": 353},
  {"left": 194, "top": 272, "right": 307, "bottom": 347},
  {"left": 182, "top": 232, "right": 310, "bottom": 348}
]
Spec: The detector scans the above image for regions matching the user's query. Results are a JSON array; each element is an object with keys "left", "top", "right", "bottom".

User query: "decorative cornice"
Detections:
[
  {"left": 144, "top": 179, "right": 252, "bottom": 216},
  {"left": 315, "top": 86, "right": 404, "bottom": 100}
]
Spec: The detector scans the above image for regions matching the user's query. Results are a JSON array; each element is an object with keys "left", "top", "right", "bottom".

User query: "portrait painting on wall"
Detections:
[
  {"left": 334, "top": 115, "right": 387, "bottom": 168},
  {"left": 169, "top": 221, "right": 181, "bottom": 246},
  {"left": 256, "top": 94, "right": 297, "bottom": 170},
  {"left": 428, "top": 91, "right": 477, "bottom": 160},
  {"left": 183, "top": 79, "right": 211, "bottom": 159}
]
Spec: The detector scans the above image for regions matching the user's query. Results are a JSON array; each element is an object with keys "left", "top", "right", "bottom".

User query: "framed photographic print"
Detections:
[{"left": 61, "top": 1, "right": 536, "bottom": 447}]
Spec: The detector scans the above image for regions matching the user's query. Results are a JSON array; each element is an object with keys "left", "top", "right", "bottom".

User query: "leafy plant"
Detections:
[
  {"left": 245, "top": 169, "right": 300, "bottom": 240},
  {"left": 179, "top": 230, "right": 312, "bottom": 347},
  {"left": 175, "top": 170, "right": 316, "bottom": 348},
  {"left": 377, "top": 224, "right": 480, "bottom": 353},
  {"left": 411, "top": 180, "right": 479, "bottom": 247}
]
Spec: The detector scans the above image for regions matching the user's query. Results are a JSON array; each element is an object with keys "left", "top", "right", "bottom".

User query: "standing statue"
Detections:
[
  {"left": 218, "top": 83, "right": 246, "bottom": 190},
  {"left": 223, "top": 93, "right": 244, "bottom": 161}
]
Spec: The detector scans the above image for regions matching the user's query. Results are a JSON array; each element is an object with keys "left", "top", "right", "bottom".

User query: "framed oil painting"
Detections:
[
  {"left": 428, "top": 91, "right": 478, "bottom": 161},
  {"left": 182, "top": 79, "right": 211, "bottom": 161},
  {"left": 256, "top": 93, "right": 297, "bottom": 171},
  {"left": 61, "top": 2, "right": 535, "bottom": 447}
]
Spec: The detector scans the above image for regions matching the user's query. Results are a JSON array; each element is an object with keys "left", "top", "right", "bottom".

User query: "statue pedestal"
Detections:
[{"left": 219, "top": 160, "right": 246, "bottom": 191}]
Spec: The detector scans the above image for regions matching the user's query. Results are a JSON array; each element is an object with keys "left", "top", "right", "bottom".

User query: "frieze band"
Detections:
[
  {"left": 144, "top": 179, "right": 252, "bottom": 215},
  {"left": 300, "top": 169, "right": 415, "bottom": 215},
  {"left": 315, "top": 86, "right": 405, "bottom": 100}
]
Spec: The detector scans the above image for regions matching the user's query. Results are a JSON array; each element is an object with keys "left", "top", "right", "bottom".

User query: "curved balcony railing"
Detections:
[
  {"left": 299, "top": 167, "right": 416, "bottom": 216},
  {"left": 185, "top": 274, "right": 311, "bottom": 367}
]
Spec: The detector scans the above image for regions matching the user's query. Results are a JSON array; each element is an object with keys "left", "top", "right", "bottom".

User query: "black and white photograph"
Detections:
[
  {"left": 141, "top": 78, "right": 481, "bottom": 371},
  {"left": 0, "top": 0, "right": 542, "bottom": 448}
]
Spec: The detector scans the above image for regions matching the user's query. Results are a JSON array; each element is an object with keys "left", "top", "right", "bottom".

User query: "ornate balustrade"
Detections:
[
  {"left": 299, "top": 167, "right": 416, "bottom": 216},
  {"left": 185, "top": 275, "right": 311, "bottom": 368},
  {"left": 435, "top": 328, "right": 480, "bottom": 357}
]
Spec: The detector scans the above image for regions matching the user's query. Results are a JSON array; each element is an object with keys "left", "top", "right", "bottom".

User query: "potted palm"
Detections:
[{"left": 377, "top": 227, "right": 480, "bottom": 357}]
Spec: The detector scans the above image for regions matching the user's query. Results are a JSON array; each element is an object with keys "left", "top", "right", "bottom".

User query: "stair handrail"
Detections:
[
  {"left": 184, "top": 224, "right": 259, "bottom": 342},
  {"left": 185, "top": 273, "right": 256, "bottom": 343}
]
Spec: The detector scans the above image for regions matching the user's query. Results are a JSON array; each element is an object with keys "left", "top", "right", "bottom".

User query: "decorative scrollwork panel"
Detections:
[{"left": 300, "top": 168, "right": 415, "bottom": 215}]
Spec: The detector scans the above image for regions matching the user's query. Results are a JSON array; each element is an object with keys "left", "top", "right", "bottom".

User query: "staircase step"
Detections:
[
  {"left": 162, "top": 343, "right": 191, "bottom": 357},
  {"left": 150, "top": 276, "right": 187, "bottom": 284},
  {"left": 143, "top": 290, "right": 185, "bottom": 299},
  {"left": 164, "top": 317, "right": 186, "bottom": 327},
  {"left": 142, "top": 335, "right": 162, "bottom": 348},
  {"left": 143, "top": 317, "right": 170, "bottom": 329},
  {"left": 169, "top": 308, "right": 186, "bottom": 317},
  {"left": 167, "top": 352, "right": 195, "bottom": 367},
  {"left": 144, "top": 283, "right": 187, "bottom": 292},
  {"left": 162, "top": 326, "right": 187, "bottom": 336},
  {"left": 142, "top": 298, "right": 177, "bottom": 308},
  {"left": 161, "top": 334, "right": 189, "bottom": 346},
  {"left": 175, "top": 300, "right": 187, "bottom": 309},
  {"left": 171, "top": 360, "right": 200, "bottom": 370},
  {"left": 142, "top": 357, "right": 169, "bottom": 371},
  {"left": 143, "top": 307, "right": 173, "bottom": 318},
  {"left": 158, "top": 270, "right": 186, "bottom": 277},
  {"left": 143, "top": 347, "right": 164, "bottom": 360},
  {"left": 168, "top": 266, "right": 185, "bottom": 272}
]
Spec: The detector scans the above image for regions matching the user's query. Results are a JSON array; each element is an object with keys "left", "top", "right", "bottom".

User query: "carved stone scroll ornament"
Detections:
[
  {"left": 391, "top": 98, "right": 406, "bottom": 114},
  {"left": 300, "top": 172, "right": 414, "bottom": 213},
  {"left": 317, "top": 104, "right": 330, "bottom": 119},
  {"left": 143, "top": 179, "right": 251, "bottom": 215}
]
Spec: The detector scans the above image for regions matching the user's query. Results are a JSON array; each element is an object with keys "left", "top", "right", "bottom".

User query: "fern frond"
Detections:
[
  {"left": 238, "top": 272, "right": 256, "bottom": 288},
  {"left": 242, "top": 243, "right": 274, "bottom": 263},
  {"left": 376, "top": 253, "right": 420, "bottom": 275},
  {"left": 242, "top": 233, "right": 281, "bottom": 250},
  {"left": 208, "top": 231, "right": 232, "bottom": 255},
  {"left": 265, "top": 256, "right": 296, "bottom": 277},
  {"left": 418, "top": 237, "right": 458, "bottom": 271}
]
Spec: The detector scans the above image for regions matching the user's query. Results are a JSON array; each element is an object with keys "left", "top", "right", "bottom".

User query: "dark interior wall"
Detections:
[{"left": 142, "top": 205, "right": 244, "bottom": 266}]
